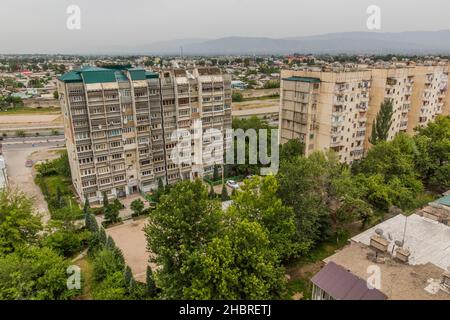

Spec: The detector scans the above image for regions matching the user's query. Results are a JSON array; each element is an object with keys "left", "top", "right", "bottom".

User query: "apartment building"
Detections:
[
  {"left": 58, "top": 66, "right": 231, "bottom": 203},
  {"left": 280, "top": 69, "right": 371, "bottom": 163},
  {"left": 280, "top": 64, "right": 449, "bottom": 164},
  {"left": 366, "top": 67, "right": 415, "bottom": 146},
  {"left": 407, "top": 65, "right": 449, "bottom": 134}
]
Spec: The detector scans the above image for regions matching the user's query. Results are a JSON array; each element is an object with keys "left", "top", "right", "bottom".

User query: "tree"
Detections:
[
  {"left": 0, "top": 190, "right": 42, "bottom": 255},
  {"left": 102, "top": 192, "right": 109, "bottom": 208},
  {"left": 104, "top": 205, "right": 120, "bottom": 224},
  {"left": 92, "top": 248, "right": 125, "bottom": 283},
  {"left": 0, "top": 246, "right": 77, "bottom": 300},
  {"left": 280, "top": 139, "right": 305, "bottom": 162},
  {"left": 99, "top": 227, "right": 107, "bottom": 245},
  {"left": 124, "top": 265, "right": 133, "bottom": 289},
  {"left": 353, "top": 134, "right": 423, "bottom": 211},
  {"left": 83, "top": 194, "right": 90, "bottom": 215},
  {"left": 182, "top": 219, "right": 286, "bottom": 299},
  {"left": 221, "top": 184, "right": 229, "bottom": 201},
  {"left": 130, "top": 199, "right": 144, "bottom": 217},
  {"left": 370, "top": 99, "right": 394, "bottom": 145},
  {"left": 146, "top": 266, "right": 157, "bottom": 297},
  {"left": 413, "top": 116, "right": 450, "bottom": 191},
  {"left": 213, "top": 165, "right": 219, "bottom": 181},
  {"left": 144, "top": 180, "right": 222, "bottom": 299},
  {"left": 232, "top": 91, "right": 243, "bottom": 102},
  {"left": 41, "top": 219, "right": 90, "bottom": 257},
  {"left": 208, "top": 184, "right": 216, "bottom": 199},
  {"left": 277, "top": 152, "right": 332, "bottom": 246},
  {"left": 230, "top": 175, "right": 307, "bottom": 261},
  {"left": 53, "top": 90, "right": 59, "bottom": 99}
]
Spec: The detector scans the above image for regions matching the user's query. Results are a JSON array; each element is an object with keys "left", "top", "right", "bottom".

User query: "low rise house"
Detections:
[{"left": 312, "top": 214, "right": 450, "bottom": 300}]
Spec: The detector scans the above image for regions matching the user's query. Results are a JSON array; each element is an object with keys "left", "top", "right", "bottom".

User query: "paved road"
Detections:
[
  {"left": 1, "top": 134, "right": 64, "bottom": 143},
  {"left": 2, "top": 141, "right": 64, "bottom": 224}
]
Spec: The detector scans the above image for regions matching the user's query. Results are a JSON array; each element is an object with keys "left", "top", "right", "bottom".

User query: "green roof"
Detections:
[
  {"left": 58, "top": 71, "right": 82, "bottom": 83},
  {"left": 283, "top": 76, "right": 321, "bottom": 83},
  {"left": 58, "top": 66, "right": 157, "bottom": 84},
  {"left": 128, "top": 68, "right": 146, "bottom": 81},
  {"left": 82, "top": 69, "right": 116, "bottom": 84},
  {"left": 435, "top": 195, "right": 450, "bottom": 207},
  {"left": 145, "top": 71, "right": 159, "bottom": 79}
]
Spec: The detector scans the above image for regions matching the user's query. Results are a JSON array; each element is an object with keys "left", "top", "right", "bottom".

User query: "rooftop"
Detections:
[
  {"left": 351, "top": 214, "right": 450, "bottom": 270},
  {"left": 311, "top": 261, "right": 387, "bottom": 300},
  {"left": 58, "top": 66, "right": 159, "bottom": 84},
  {"left": 323, "top": 214, "right": 450, "bottom": 300},
  {"left": 282, "top": 76, "right": 321, "bottom": 83}
]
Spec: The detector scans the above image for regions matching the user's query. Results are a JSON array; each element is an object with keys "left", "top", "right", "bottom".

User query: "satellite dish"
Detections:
[
  {"left": 395, "top": 240, "right": 404, "bottom": 247},
  {"left": 375, "top": 228, "right": 384, "bottom": 236}
]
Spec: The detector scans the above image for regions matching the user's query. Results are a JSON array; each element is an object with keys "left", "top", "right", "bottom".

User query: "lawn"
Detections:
[
  {"left": 34, "top": 150, "right": 83, "bottom": 220},
  {"left": 283, "top": 229, "right": 354, "bottom": 300},
  {"left": 74, "top": 257, "right": 93, "bottom": 300},
  {"left": 0, "top": 106, "right": 61, "bottom": 115},
  {"left": 242, "top": 94, "right": 279, "bottom": 102}
]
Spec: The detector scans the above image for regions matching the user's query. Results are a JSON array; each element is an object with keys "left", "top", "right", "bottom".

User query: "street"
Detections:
[{"left": 2, "top": 140, "right": 64, "bottom": 223}]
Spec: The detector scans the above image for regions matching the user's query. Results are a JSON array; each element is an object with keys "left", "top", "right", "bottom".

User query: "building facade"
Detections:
[
  {"left": 58, "top": 66, "right": 231, "bottom": 203},
  {"left": 280, "top": 63, "right": 449, "bottom": 164},
  {"left": 280, "top": 69, "right": 371, "bottom": 163}
]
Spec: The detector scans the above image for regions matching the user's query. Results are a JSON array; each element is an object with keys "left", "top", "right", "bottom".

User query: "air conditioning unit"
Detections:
[{"left": 370, "top": 235, "right": 389, "bottom": 253}]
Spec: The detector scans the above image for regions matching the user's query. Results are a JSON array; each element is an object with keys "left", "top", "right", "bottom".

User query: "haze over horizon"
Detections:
[{"left": 1, "top": 0, "right": 450, "bottom": 54}]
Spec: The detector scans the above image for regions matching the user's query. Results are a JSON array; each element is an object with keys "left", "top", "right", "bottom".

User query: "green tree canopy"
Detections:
[
  {"left": 0, "top": 190, "right": 42, "bottom": 255},
  {"left": 370, "top": 99, "right": 394, "bottom": 145}
]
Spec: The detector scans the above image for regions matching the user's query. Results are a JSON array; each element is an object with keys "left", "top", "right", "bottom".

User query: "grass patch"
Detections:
[
  {"left": 0, "top": 106, "right": 60, "bottom": 115},
  {"left": 34, "top": 150, "right": 83, "bottom": 220},
  {"left": 282, "top": 278, "right": 312, "bottom": 300},
  {"left": 74, "top": 257, "right": 93, "bottom": 300},
  {"left": 241, "top": 94, "right": 279, "bottom": 102}
]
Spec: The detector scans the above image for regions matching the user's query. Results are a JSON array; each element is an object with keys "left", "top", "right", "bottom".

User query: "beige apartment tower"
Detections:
[
  {"left": 280, "top": 69, "right": 371, "bottom": 163},
  {"left": 280, "top": 64, "right": 449, "bottom": 164},
  {"left": 58, "top": 66, "right": 231, "bottom": 203}
]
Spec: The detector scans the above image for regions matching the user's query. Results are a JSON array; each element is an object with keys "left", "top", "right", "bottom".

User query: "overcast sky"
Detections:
[{"left": 1, "top": 0, "right": 450, "bottom": 53}]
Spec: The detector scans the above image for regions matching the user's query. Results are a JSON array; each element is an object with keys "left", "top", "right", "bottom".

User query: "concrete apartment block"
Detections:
[
  {"left": 280, "top": 63, "right": 449, "bottom": 164},
  {"left": 58, "top": 66, "right": 231, "bottom": 203}
]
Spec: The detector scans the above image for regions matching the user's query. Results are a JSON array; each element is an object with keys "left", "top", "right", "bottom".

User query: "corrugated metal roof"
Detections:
[
  {"left": 283, "top": 76, "right": 321, "bottom": 83},
  {"left": 129, "top": 69, "right": 146, "bottom": 81},
  {"left": 311, "top": 262, "right": 387, "bottom": 300},
  {"left": 436, "top": 195, "right": 450, "bottom": 207}
]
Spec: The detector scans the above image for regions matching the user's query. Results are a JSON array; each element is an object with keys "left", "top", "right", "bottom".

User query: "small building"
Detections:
[
  {"left": 314, "top": 214, "right": 450, "bottom": 300},
  {"left": 311, "top": 261, "right": 387, "bottom": 300},
  {"left": 231, "top": 80, "right": 247, "bottom": 90}
]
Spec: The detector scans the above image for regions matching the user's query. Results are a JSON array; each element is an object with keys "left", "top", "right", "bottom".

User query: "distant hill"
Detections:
[{"left": 127, "top": 30, "right": 450, "bottom": 55}]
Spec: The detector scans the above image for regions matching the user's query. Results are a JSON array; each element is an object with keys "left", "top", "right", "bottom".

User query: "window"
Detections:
[
  {"left": 110, "top": 141, "right": 121, "bottom": 148},
  {"left": 97, "top": 156, "right": 107, "bottom": 162}
]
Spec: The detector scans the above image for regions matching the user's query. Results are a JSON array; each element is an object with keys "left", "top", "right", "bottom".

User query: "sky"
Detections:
[{"left": 1, "top": 0, "right": 450, "bottom": 53}]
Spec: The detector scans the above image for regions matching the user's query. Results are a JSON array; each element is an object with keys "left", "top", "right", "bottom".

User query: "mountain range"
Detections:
[{"left": 117, "top": 30, "right": 450, "bottom": 55}]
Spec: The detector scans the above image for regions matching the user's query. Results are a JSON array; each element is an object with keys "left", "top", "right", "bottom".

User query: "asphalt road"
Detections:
[{"left": 2, "top": 140, "right": 65, "bottom": 223}]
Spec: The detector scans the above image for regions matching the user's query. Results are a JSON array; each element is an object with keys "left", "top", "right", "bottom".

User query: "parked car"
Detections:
[
  {"left": 25, "top": 159, "right": 34, "bottom": 167},
  {"left": 226, "top": 180, "right": 240, "bottom": 189}
]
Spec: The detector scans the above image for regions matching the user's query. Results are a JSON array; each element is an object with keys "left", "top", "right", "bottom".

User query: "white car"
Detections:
[{"left": 226, "top": 180, "right": 240, "bottom": 190}]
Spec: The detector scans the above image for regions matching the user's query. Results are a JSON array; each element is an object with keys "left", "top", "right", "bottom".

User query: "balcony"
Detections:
[{"left": 330, "top": 139, "right": 341, "bottom": 147}]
